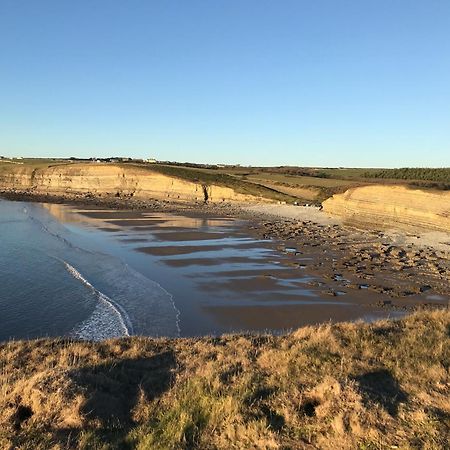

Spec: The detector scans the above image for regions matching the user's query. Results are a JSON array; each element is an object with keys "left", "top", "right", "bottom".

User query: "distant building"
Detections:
[{"left": 145, "top": 158, "right": 157, "bottom": 163}]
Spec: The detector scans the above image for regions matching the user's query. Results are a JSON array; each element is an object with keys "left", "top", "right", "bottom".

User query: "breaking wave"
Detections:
[
  {"left": 21, "top": 202, "right": 181, "bottom": 339},
  {"left": 1, "top": 200, "right": 180, "bottom": 341},
  {"left": 62, "top": 261, "right": 132, "bottom": 340}
]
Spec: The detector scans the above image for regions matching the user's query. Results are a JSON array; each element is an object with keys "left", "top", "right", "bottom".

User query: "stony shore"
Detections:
[{"left": 247, "top": 217, "right": 449, "bottom": 310}]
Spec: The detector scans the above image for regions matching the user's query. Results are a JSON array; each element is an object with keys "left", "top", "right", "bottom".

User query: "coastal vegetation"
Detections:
[
  {"left": 362, "top": 168, "right": 450, "bottom": 190},
  {"left": 1, "top": 310, "right": 448, "bottom": 449},
  {"left": 362, "top": 167, "right": 450, "bottom": 183},
  {"left": 129, "top": 163, "right": 299, "bottom": 203}
]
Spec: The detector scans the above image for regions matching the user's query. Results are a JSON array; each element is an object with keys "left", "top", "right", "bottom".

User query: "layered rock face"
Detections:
[
  {"left": 0, "top": 164, "right": 263, "bottom": 203},
  {"left": 323, "top": 185, "right": 450, "bottom": 233}
]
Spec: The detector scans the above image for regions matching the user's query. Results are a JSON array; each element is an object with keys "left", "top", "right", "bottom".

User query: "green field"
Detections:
[{"left": 0, "top": 158, "right": 69, "bottom": 172}]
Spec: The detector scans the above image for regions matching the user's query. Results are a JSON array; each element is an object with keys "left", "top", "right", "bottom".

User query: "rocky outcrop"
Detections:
[
  {"left": 323, "top": 185, "right": 450, "bottom": 233},
  {"left": 0, "top": 163, "right": 268, "bottom": 204}
]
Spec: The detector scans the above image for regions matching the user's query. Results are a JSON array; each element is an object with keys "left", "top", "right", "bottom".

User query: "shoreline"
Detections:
[
  {"left": 3, "top": 188, "right": 450, "bottom": 248},
  {"left": 2, "top": 189, "right": 449, "bottom": 318}
]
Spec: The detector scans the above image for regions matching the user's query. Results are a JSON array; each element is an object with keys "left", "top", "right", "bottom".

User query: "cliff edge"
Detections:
[
  {"left": 0, "top": 163, "right": 272, "bottom": 204},
  {"left": 323, "top": 184, "right": 450, "bottom": 233},
  {"left": 1, "top": 310, "right": 448, "bottom": 449}
]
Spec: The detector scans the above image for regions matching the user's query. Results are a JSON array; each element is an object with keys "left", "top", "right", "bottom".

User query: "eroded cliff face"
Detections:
[
  {"left": 0, "top": 164, "right": 265, "bottom": 203},
  {"left": 323, "top": 185, "right": 450, "bottom": 233}
]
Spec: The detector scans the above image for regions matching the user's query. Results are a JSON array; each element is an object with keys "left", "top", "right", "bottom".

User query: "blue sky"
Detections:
[{"left": 1, "top": 1, "right": 449, "bottom": 167}]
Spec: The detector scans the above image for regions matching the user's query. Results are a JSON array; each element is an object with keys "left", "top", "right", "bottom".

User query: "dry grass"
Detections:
[{"left": 0, "top": 310, "right": 449, "bottom": 449}]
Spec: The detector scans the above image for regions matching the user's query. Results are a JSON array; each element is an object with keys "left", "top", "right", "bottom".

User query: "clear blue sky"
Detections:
[{"left": 1, "top": 1, "right": 449, "bottom": 167}]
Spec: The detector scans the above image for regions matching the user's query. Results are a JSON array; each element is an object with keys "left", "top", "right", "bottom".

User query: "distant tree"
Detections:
[{"left": 363, "top": 168, "right": 450, "bottom": 184}]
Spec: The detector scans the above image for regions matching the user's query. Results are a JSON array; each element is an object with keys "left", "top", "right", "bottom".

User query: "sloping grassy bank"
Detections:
[
  {"left": 1, "top": 310, "right": 448, "bottom": 449},
  {"left": 128, "top": 163, "right": 299, "bottom": 203}
]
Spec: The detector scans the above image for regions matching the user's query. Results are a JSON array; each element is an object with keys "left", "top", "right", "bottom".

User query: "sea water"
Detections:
[
  {"left": 1, "top": 199, "right": 404, "bottom": 341},
  {"left": 0, "top": 199, "right": 179, "bottom": 341}
]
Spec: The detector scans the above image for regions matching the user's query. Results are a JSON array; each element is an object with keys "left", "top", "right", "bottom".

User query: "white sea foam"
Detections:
[{"left": 62, "top": 260, "right": 132, "bottom": 340}]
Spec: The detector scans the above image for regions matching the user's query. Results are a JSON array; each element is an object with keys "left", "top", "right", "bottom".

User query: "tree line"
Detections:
[{"left": 363, "top": 168, "right": 450, "bottom": 183}]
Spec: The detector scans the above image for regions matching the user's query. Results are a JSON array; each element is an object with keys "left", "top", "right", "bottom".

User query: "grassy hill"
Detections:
[
  {"left": 127, "top": 163, "right": 299, "bottom": 203},
  {"left": 1, "top": 310, "right": 448, "bottom": 449}
]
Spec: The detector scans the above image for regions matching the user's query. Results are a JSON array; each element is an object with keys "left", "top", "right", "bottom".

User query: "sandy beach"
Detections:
[
  {"left": 2, "top": 190, "right": 449, "bottom": 329},
  {"left": 26, "top": 198, "right": 447, "bottom": 336}
]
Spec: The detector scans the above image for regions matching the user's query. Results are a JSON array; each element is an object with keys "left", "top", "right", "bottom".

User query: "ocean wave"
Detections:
[
  {"left": 1, "top": 200, "right": 181, "bottom": 340},
  {"left": 62, "top": 260, "right": 132, "bottom": 340},
  {"left": 23, "top": 202, "right": 180, "bottom": 339},
  {"left": 120, "top": 262, "right": 181, "bottom": 337}
]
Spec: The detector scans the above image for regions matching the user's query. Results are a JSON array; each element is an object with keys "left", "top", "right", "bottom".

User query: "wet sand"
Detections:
[
  {"left": 202, "top": 303, "right": 405, "bottom": 332},
  {"left": 38, "top": 202, "right": 449, "bottom": 336}
]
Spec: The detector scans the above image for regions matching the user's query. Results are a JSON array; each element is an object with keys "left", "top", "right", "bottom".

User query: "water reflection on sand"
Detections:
[{"left": 42, "top": 203, "right": 405, "bottom": 336}]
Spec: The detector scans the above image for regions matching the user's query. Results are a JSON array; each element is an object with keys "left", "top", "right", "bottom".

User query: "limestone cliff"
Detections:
[
  {"left": 0, "top": 163, "right": 267, "bottom": 203},
  {"left": 323, "top": 185, "right": 450, "bottom": 233}
]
